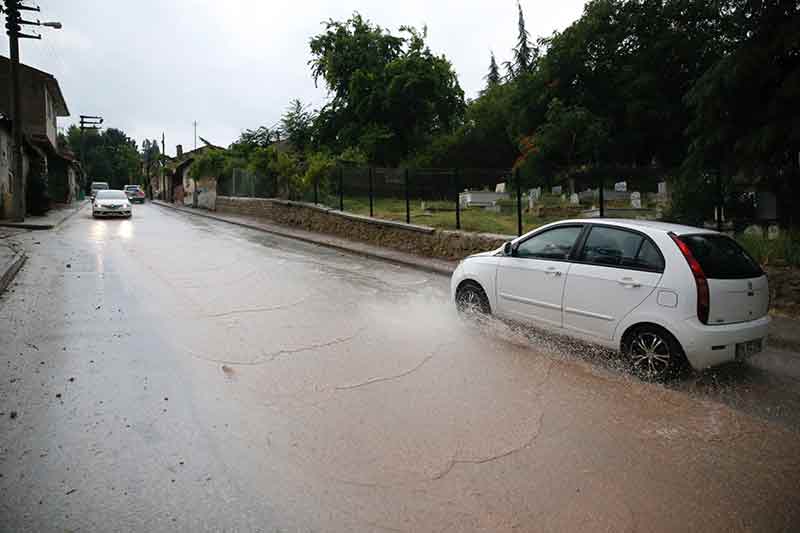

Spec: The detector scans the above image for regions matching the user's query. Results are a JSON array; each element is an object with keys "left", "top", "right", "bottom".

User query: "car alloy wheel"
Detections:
[{"left": 623, "top": 326, "right": 685, "bottom": 380}]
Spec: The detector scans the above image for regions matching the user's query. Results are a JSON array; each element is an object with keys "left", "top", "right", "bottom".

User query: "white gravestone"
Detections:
[
  {"left": 630, "top": 191, "right": 642, "bottom": 209},
  {"left": 615, "top": 181, "right": 627, "bottom": 192},
  {"left": 552, "top": 185, "right": 562, "bottom": 195},
  {"left": 569, "top": 193, "right": 580, "bottom": 205}
]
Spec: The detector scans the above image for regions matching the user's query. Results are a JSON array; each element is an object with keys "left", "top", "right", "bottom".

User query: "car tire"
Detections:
[
  {"left": 622, "top": 324, "right": 687, "bottom": 381},
  {"left": 455, "top": 281, "right": 491, "bottom": 316}
]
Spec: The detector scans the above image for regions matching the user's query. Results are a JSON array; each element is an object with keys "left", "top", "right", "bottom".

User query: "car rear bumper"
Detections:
[{"left": 677, "top": 315, "right": 771, "bottom": 369}]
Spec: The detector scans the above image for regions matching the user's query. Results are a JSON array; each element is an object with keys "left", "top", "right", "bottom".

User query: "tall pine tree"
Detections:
[
  {"left": 512, "top": 1, "right": 535, "bottom": 76},
  {"left": 485, "top": 51, "right": 501, "bottom": 88}
]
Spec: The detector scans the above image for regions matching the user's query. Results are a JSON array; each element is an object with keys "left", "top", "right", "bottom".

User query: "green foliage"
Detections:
[
  {"left": 511, "top": 1, "right": 535, "bottom": 77},
  {"left": 281, "top": 99, "right": 316, "bottom": 153},
  {"left": 65, "top": 125, "right": 140, "bottom": 190},
  {"left": 738, "top": 231, "right": 800, "bottom": 268},
  {"left": 189, "top": 148, "right": 228, "bottom": 180},
  {"left": 485, "top": 52, "right": 500, "bottom": 89},
  {"left": 309, "top": 13, "right": 465, "bottom": 165}
]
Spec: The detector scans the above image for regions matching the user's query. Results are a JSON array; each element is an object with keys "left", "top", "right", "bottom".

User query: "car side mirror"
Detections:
[{"left": 503, "top": 242, "right": 514, "bottom": 256}]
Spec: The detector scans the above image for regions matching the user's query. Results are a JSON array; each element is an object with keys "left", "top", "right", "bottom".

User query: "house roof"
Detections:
[{"left": 0, "top": 56, "right": 69, "bottom": 116}]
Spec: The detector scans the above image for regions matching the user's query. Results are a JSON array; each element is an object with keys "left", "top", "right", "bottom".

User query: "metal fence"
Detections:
[{"left": 218, "top": 166, "right": 682, "bottom": 236}]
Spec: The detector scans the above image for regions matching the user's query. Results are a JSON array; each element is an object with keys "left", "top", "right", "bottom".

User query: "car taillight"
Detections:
[{"left": 669, "top": 232, "right": 709, "bottom": 324}]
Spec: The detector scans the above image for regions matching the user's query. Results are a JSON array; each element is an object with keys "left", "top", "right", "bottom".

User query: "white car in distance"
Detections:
[
  {"left": 451, "top": 219, "right": 769, "bottom": 379},
  {"left": 92, "top": 189, "right": 132, "bottom": 218}
]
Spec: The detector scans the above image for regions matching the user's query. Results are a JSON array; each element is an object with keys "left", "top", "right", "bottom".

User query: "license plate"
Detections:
[{"left": 736, "top": 339, "right": 763, "bottom": 360}]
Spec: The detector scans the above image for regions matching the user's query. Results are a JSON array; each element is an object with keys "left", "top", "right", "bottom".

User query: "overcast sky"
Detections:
[{"left": 2, "top": 0, "right": 587, "bottom": 156}]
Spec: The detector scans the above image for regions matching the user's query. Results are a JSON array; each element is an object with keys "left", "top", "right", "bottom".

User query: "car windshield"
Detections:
[
  {"left": 125, "top": 186, "right": 140, "bottom": 191},
  {"left": 95, "top": 190, "right": 128, "bottom": 200},
  {"left": 681, "top": 234, "right": 763, "bottom": 279}
]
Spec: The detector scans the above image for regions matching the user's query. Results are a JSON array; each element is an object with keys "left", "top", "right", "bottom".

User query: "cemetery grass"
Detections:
[{"left": 335, "top": 195, "right": 563, "bottom": 235}]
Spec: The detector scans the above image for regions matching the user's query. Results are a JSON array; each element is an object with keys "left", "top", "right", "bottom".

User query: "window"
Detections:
[
  {"left": 680, "top": 234, "right": 762, "bottom": 279},
  {"left": 581, "top": 226, "right": 664, "bottom": 271},
  {"left": 516, "top": 226, "right": 582, "bottom": 260}
]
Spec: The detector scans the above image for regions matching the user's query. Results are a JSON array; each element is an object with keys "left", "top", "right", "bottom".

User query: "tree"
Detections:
[
  {"left": 511, "top": 1, "right": 536, "bottom": 77},
  {"left": 485, "top": 51, "right": 501, "bottom": 89},
  {"left": 280, "top": 99, "right": 315, "bottom": 153},
  {"left": 519, "top": 98, "right": 608, "bottom": 188},
  {"left": 309, "top": 13, "right": 465, "bottom": 164},
  {"left": 141, "top": 139, "right": 161, "bottom": 197},
  {"left": 65, "top": 126, "right": 140, "bottom": 190},
  {"left": 683, "top": 0, "right": 800, "bottom": 225}
]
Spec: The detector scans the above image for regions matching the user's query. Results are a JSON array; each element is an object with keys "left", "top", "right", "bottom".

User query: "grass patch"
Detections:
[{"left": 332, "top": 196, "right": 565, "bottom": 235}]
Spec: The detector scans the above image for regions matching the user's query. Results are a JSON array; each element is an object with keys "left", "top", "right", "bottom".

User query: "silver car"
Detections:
[{"left": 92, "top": 190, "right": 132, "bottom": 218}]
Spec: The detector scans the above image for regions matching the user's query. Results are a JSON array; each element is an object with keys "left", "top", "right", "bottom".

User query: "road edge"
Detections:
[
  {"left": 152, "top": 201, "right": 454, "bottom": 277},
  {"left": 0, "top": 200, "right": 89, "bottom": 231},
  {"left": 0, "top": 251, "right": 26, "bottom": 296}
]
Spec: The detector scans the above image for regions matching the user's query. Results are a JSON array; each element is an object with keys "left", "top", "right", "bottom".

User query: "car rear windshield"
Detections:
[
  {"left": 125, "top": 186, "right": 140, "bottom": 190},
  {"left": 680, "top": 234, "right": 763, "bottom": 279},
  {"left": 92, "top": 183, "right": 109, "bottom": 190},
  {"left": 96, "top": 190, "right": 128, "bottom": 200}
]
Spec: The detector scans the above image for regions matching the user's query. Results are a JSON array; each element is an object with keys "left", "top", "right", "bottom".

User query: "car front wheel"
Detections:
[{"left": 622, "top": 325, "right": 686, "bottom": 380}]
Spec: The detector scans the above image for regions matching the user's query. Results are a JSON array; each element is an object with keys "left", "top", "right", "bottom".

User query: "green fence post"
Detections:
[
  {"left": 368, "top": 167, "right": 374, "bottom": 217},
  {"left": 516, "top": 168, "right": 523, "bottom": 236},
  {"left": 454, "top": 168, "right": 461, "bottom": 230},
  {"left": 405, "top": 168, "right": 410, "bottom": 224},
  {"left": 339, "top": 167, "right": 344, "bottom": 211}
]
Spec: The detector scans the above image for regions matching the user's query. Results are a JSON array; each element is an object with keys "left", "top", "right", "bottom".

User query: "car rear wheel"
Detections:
[
  {"left": 456, "top": 282, "right": 490, "bottom": 316},
  {"left": 622, "top": 325, "right": 686, "bottom": 380}
]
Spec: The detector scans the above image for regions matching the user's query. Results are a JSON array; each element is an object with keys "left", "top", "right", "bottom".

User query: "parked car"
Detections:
[
  {"left": 92, "top": 189, "right": 132, "bottom": 218},
  {"left": 90, "top": 181, "right": 109, "bottom": 200},
  {"left": 124, "top": 184, "right": 146, "bottom": 203},
  {"left": 451, "top": 219, "right": 769, "bottom": 379}
]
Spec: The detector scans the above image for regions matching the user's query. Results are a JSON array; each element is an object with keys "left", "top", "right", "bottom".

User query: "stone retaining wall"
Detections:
[{"left": 215, "top": 196, "right": 509, "bottom": 260}]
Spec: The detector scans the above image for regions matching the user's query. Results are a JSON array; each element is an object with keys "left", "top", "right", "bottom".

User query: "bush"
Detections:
[{"left": 738, "top": 231, "right": 800, "bottom": 267}]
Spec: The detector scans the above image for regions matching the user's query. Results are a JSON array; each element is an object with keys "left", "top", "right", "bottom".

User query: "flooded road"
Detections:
[{"left": 2, "top": 204, "right": 799, "bottom": 532}]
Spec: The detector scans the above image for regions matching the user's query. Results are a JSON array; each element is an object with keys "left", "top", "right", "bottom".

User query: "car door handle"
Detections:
[
  {"left": 618, "top": 277, "right": 641, "bottom": 288},
  {"left": 545, "top": 268, "right": 562, "bottom": 277}
]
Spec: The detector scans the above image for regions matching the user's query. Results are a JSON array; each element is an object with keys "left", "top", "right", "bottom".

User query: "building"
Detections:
[
  {"left": 164, "top": 142, "right": 222, "bottom": 210},
  {"left": 0, "top": 56, "right": 76, "bottom": 217}
]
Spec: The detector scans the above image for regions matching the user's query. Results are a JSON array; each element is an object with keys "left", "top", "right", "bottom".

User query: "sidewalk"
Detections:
[
  {"left": 153, "top": 200, "right": 800, "bottom": 353},
  {"left": 152, "top": 201, "right": 457, "bottom": 276},
  {"left": 0, "top": 200, "right": 88, "bottom": 230}
]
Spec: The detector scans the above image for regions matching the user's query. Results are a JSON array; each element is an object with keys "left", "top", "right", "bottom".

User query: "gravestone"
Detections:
[
  {"left": 552, "top": 185, "right": 562, "bottom": 195},
  {"left": 529, "top": 187, "right": 541, "bottom": 201},
  {"left": 630, "top": 191, "right": 642, "bottom": 209},
  {"left": 495, "top": 182, "right": 506, "bottom": 194},
  {"left": 615, "top": 181, "right": 627, "bottom": 192},
  {"left": 657, "top": 181, "right": 668, "bottom": 196},
  {"left": 768, "top": 224, "right": 780, "bottom": 240},
  {"left": 569, "top": 193, "right": 580, "bottom": 205}
]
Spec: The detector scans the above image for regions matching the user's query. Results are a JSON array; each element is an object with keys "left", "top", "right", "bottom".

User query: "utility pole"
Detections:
[
  {"left": 161, "top": 132, "right": 166, "bottom": 201},
  {"left": 1, "top": 1, "right": 61, "bottom": 221},
  {"left": 79, "top": 115, "right": 103, "bottom": 194},
  {"left": 193, "top": 121, "right": 197, "bottom": 152}
]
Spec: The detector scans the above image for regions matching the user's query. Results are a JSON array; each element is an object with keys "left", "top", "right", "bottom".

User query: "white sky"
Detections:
[{"left": 2, "top": 0, "right": 587, "bottom": 156}]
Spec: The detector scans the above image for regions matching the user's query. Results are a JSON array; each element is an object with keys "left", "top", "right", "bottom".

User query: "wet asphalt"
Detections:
[{"left": 1, "top": 204, "right": 799, "bottom": 532}]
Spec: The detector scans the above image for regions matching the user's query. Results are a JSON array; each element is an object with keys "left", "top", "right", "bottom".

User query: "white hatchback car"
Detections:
[{"left": 451, "top": 219, "right": 770, "bottom": 379}]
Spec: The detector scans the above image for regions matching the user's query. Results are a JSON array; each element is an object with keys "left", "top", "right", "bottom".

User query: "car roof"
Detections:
[{"left": 541, "top": 218, "right": 717, "bottom": 236}]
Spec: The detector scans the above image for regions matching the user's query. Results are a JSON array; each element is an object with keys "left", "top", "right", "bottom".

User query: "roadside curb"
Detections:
[
  {"left": 0, "top": 200, "right": 89, "bottom": 231},
  {"left": 0, "top": 251, "right": 26, "bottom": 295},
  {"left": 152, "top": 201, "right": 455, "bottom": 277}
]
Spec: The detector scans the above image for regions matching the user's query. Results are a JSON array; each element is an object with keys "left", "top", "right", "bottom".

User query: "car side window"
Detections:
[
  {"left": 581, "top": 226, "right": 663, "bottom": 271},
  {"left": 633, "top": 239, "right": 665, "bottom": 271},
  {"left": 515, "top": 226, "right": 582, "bottom": 260}
]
